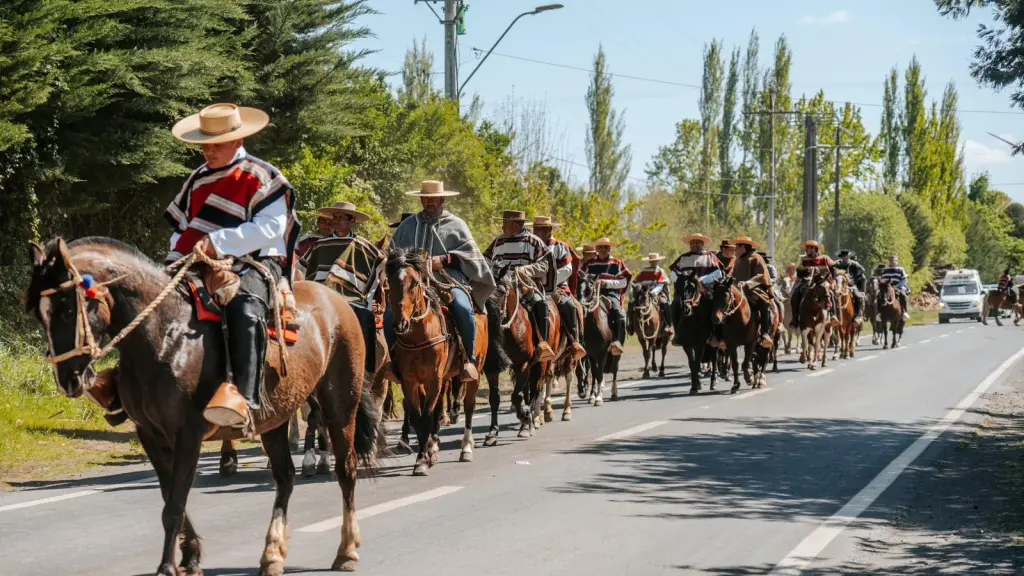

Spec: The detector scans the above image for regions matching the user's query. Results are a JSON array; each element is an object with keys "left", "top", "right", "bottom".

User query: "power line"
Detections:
[{"left": 475, "top": 48, "right": 1024, "bottom": 117}]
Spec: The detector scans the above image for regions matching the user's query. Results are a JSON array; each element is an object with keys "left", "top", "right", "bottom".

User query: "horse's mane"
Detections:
[
  {"left": 385, "top": 247, "right": 430, "bottom": 279},
  {"left": 66, "top": 236, "right": 166, "bottom": 277}
]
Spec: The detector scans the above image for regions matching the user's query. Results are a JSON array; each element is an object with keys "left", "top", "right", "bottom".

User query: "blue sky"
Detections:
[{"left": 356, "top": 0, "right": 1024, "bottom": 199}]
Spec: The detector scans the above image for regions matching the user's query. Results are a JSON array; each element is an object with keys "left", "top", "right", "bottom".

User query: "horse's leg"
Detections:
[
  {"left": 258, "top": 424, "right": 295, "bottom": 576},
  {"left": 610, "top": 359, "right": 619, "bottom": 401},
  {"left": 683, "top": 345, "right": 698, "bottom": 394},
  {"left": 322, "top": 389, "right": 362, "bottom": 572},
  {"left": 576, "top": 361, "right": 588, "bottom": 400},
  {"left": 289, "top": 411, "right": 301, "bottom": 453},
  {"left": 449, "top": 377, "right": 463, "bottom": 426},
  {"left": 706, "top": 346, "right": 717, "bottom": 391},
  {"left": 562, "top": 361, "right": 574, "bottom": 421},
  {"left": 395, "top": 411, "right": 413, "bottom": 455},
  {"left": 460, "top": 375, "right": 479, "bottom": 462},
  {"left": 593, "top": 354, "right": 605, "bottom": 406},
  {"left": 641, "top": 339, "right": 651, "bottom": 379},
  {"left": 729, "top": 346, "right": 741, "bottom": 393},
  {"left": 407, "top": 395, "right": 430, "bottom": 476},
  {"left": 741, "top": 344, "right": 752, "bottom": 386},
  {"left": 543, "top": 371, "right": 554, "bottom": 423},
  {"left": 219, "top": 438, "right": 238, "bottom": 477},
  {"left": 302, "top": 403, "right": 322, "bottom": 478},
  {"left": 154, "top": 425, "right": 203, "bottom": 576},
  {"left": 484, "top": 371, "right": 501, "bottom": 447},
  {"left": 659, "top": 340, "right": 667, "bottom": 378},
  {"left": 428, "top": 389, "right": 445, "bottom": 464}
]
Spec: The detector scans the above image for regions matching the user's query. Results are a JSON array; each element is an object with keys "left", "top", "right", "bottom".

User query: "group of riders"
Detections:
[{"left": 82, "top": 102, "right": 917, "bottom": 433}]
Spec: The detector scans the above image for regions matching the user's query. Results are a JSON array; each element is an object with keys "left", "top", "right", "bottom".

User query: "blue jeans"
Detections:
[
  {"left": 349, "top": 303, "right": 376, "bottom": 373},
  {"left": 382, "top": 286, "right": 475, "bottom": 362}
]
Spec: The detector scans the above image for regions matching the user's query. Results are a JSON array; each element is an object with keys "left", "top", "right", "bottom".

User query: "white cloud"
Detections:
[
  {"left": 800, "top": 10, "right": 851, "bottom": 25},
  {"left": 963, "top": 139, "right": 1014, "bottom": 167}
]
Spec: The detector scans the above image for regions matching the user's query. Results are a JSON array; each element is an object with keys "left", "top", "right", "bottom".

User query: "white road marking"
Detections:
[
  {"left": 617, "top": 379, "right": 646, "bottom": 389},
  {"left": 807, "top": 369, "right": 834, "bottom": 378},
  {"left": 955, "top": 330, "right": 963, "bottom": 334},
  {"left": 296, "top": 486, "right": 464, "bottom": 533},
  {"left": 856, "top": 355, "right": 878, "bottom": 362},
  {"left": 0, "top": 479, "right": 158, "bottom": 514},
  {"left": 770, "top": 344, "right": 1024, "bottom": 575},
  {"left": 919, "top": 338, "right": 932, "bottom": 344},
  {"left": 939, "top": 334, "right": 949, "bottom": 339},
  {"left": 594, "top": 420, "right": 668, "bottom": 442},
  {"left": 731, "top": 388, "right": 772, "bottom": 400}
]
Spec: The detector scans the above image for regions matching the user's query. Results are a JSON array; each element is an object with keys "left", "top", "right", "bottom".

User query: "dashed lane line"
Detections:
[
  {"left": 594, "top": 420, "right": 668, "bottom": 443},
  {"left": 807, "top": 368, "right": 834, "bottom": 378},
  {"left": 296, "top": 486, "right": 464, "bottom": 533},
  {"left": 856, "top": 355, "right": 878, "bottom": 362},
  {"left": 731, "top": 388, "right": 772, "bottom": 400}
]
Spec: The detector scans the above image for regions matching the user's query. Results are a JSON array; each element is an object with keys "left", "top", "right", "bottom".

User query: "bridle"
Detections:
[
  {"left": 579, "top": 276, "right": 603, "bottom": 314},
  {"left": 715, "top": 281, "right": 745, "bottom": 319},
  {"left": 390, "top": 265, "right": 447, "bottom": 348},
  {"left": 497, "top": 273, "right": 523, "bottom": 330}
]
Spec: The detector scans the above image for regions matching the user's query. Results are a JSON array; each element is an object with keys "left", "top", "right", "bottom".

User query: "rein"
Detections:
[
  {"left": 498, "top": 275, "right": 523, "bottom": 330},
  {"left": 391, "top": 264, "right": 450, "bottom": 352},
  {"left": 632, "top": 291, "right": 659, "bottom": 341},
  {"left": 579, "top": 279, "right": 604, "bottom": 314},
  {"left": 718, "top": 285, "right": 745, "bottom": 318}
]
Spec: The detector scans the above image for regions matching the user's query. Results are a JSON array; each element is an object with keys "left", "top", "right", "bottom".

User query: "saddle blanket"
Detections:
[{"left": 187, "top": 280, "right": 300, "bottom": 344}]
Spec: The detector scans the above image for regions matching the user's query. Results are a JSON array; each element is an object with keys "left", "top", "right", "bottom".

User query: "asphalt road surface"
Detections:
[{"left": 2, "top": 321, "right": 1022, "bottom": 575}]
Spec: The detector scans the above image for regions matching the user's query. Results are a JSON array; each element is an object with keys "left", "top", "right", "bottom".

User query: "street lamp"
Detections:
[{"left": 458, "top": 4, "right": 564, "bottom": 98}]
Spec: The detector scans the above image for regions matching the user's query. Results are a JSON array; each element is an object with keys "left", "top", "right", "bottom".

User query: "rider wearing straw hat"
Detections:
[
  {"left": 580, "top": 238, "right": 632, "bottom": 356},
  {"left": 390, "top": 181, "right": 495, "bottom": 382},
  {"left": 484, "top": 210, "right": 557, "bottom": 363},
  {"left": 668, "top": 233, "right": 724, "bottom": 343},
  {"left": 790, "top": 240, "right": 839, "bottom": 328},
  {"left": 164, "top": 103, "right": 301, "bottom": 429},
  {"left": 631, "top": 253, "right": 673, "bottom": 337},
  {"left": 728, "top": 237, "right": 775, "bottom": 349},
  {"left": 527, "top": 216, "right": 588, "bottom": 361},
  {"left": 302, "top": 202, "right": 371, "bottom": 282},
  {"left": 717, "top": 239, "right": 736, "bottom": 270}
]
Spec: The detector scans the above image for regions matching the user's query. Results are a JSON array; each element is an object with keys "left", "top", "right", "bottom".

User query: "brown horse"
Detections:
[
  {"left": 865, "top": 277, "right": 882, "bottom": 345},
  {"left": 982, "top": 287, "right": 1018, "bottom": 326},
  {"left": 577, "top": 275, "right": 621, "bottom": 404},
  {"left": 835, "top": 271, "right": 859, "bottom": 359},
  {"left": 629, "top": 283, "right": 668, "bottom": 379},
  {"left": 799, "top": 272, "right": 834, "bottom": 370},
  {"left": 709, "top": 278, "right": 766, "bottom": 393},
  {"left": 384, "top": 248, "right": 490, "bottom": 474},
  {"left": 26, "top": 237, "right": 381, "bottom": 575},
  {"left": 779, "top": 276, "right": 802, "bottom": 355},
  {"left": 875, "top": 278, "right": 905, "bottom": 349},
  {"left": 485, "top": 267, "right": 564, "bottom": 441},
  {"left": 541, "top": 295, "right": 584, "bottom": 423}
]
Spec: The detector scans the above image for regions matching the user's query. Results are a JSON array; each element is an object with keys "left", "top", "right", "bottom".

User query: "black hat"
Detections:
[
  {"left": 837, "top": 249, "right": 851, "bottom": 258},
  {"left": 757, "top": 251, "right": 772, "bottom": 261}
]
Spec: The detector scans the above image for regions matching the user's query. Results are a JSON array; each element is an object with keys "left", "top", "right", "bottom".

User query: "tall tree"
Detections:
[
  {"left": 902, "top": 56, "right": 928, "bottom": 191},
  {"left": 698, "top": 39, "right": 724, "bottom": 219},
  {"left": 399, "top": 37, "right": 436, "bottom": 105},
  {"left": 880, "top": 67, "right": 901, "bottom": 188},
  {"left": 585, "top": 45, "right": 632, "bottom": 200},
  {"left": 740, "top": 29, "right": 761, "bottom": 172},
  {"left": 718, "top": 47, "right": 741, "bottom": 220}
]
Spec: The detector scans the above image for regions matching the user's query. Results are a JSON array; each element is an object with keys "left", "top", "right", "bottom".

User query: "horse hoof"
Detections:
[
  {"left": 689, "top": 387, "right": 699, "bottom": 396},
  {"left": 562, "top": 412, "right": 572, "bottom": 422},
  {"left": 450, "top": 413, "right": 460, "bottom": 426},
  {"left": 594, "top": 397, "right": 604, "bottom": 407},
  {"left": 730, "top": 386, "right": 739, "bottom": 394},
  {"left": 301, "top": 450, "right": 317, "bottom": 478},
  {"left": 483, "top": 435, "right": 498, "bottom": 447},
  {"left": 413, "top": 463, "right": 429, "bottom": 476},
  {"left": 394, "top": 440, "right": 413, "bottom": 455},
  {"left": 219, "top": 459, "right": 237, "bottom": 477},
  {"left": 460, "top": 450, "right": 474, "bottom": 463},
  {"left": 544, "top": 411, "right": 554, "bottom": 423},
  {"left": 518, "top": 429, "right": 530, "bottom": 438},
  {"left": 258, "top": 560, "right": 285, "bottom": 576},
  {"left": 316, "top": 456, "right": 331, "bottom": 476},
  {"left": 610, "top": 394, "right": 619, "bottom": 402},
  {"left": 331, "top": 556, "right": 358, "bottom": 572}
]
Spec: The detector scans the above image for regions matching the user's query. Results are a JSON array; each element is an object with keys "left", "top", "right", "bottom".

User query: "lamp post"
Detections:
[{"left": 458, "top": 4, "right": 564, "bottom": 98}]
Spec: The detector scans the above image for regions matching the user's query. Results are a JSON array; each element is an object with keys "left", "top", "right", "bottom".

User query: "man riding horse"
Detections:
[
  {"left": 527, "top": 216, "right": 588, "bottom": 360},
  {"left": 296, "top": 211, "right": 333, "bottom": 261},
  {"left": 999, "top": 267, "right": 1018, "bottom": 305},
  {"left": 389, "top": 181, "right": 495, "bottom": 383},
  {"left": 581, "top": 238, "right": 631, "bottom": 356},
  {"left": 878, "top": 255, "right": 912, "bottom": 321},
  {"left": 728, "top": 237, "right": 775, "bottom": 349},
  {"left": 483, "top": 210, "right": 558, "bottom": 363},
  {"left": 789, "top": 240, "right": 839, "bottom": 329},
  {"left": 717, "top": 239, "right": 736, "bottom": 269},
  {"left": 631, "top": 253, "right": 673, "bottom": 337},
  {"left": 835, "top": 249, "right": 867, "bottom": 325},
  {"left": 668, "top": 232, "right": 725, "bottom": 344}
]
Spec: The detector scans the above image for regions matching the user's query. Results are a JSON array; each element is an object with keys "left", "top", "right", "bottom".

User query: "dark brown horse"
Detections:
[
  {"left": 865, "top": 277, "right": 882, "bottom": 345},
  {"left": 709, "top": 278, "right": 766, "bottom": 393},
  {"left": 629, "top": 283, "right": 668, "bottom": 379},
  {"left": 672, "top": 271, "right": 718, "bottom": 394},
  {"left": 485, "top": 267, "right": 563, "bottom": 441},
  {"left": 577, "top": 275, "right": 621, "bottom": 404},
  {"left": 385, "top": 248, "right": 489, "bottom": 474},
  {"left": 26, "top": 237, "right": 382, "bottom": 575},
  {"left": 799, "top": 272, "right": 834, "bottom": 369},
  {"left": 875, "top": 278, "right": 905, "bottom": 349},
  {"left": 982, "top": 286, "right": 1018, "bottom": 326},
  {"left": 835, "top": 271, "right": 859, "bottom": 359}
]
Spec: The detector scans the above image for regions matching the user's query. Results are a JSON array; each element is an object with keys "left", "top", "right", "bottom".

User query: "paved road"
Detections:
[{"left": 1, "top": 321, "right": 1022, "bottom": 575}]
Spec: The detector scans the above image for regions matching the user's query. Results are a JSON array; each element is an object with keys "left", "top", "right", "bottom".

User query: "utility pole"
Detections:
[
  {"left": 802, "top": 113, "right": 819, "bottom": 244},
  {"left": 443, "top": 0, "right": 458, "bottom": 101},
  {"left": 834, "top": 124, "right": 842, "bottom": 252},
  {"left": 768, "top": 93, "right": 775, "bottom": 259}
]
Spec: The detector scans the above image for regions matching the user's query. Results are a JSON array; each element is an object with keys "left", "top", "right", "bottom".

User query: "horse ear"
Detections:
[
  {"left": 28, "top": 241, "right": 45, "bottom": 268},
  {"left": 55, "top": 237, "right": 71, "bottom": 265}
]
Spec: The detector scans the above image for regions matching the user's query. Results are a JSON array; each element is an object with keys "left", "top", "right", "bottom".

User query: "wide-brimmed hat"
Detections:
[
  {"left": 526, "top": 216, "right": 561, "bottom": 228},
  {"left": 578, "top": 244, "right": 596, "bottom": 254},
  {"left": 389, "top": 212, "right": 415, "bottom": 228},
  {"left": 172, "top": 103, "right": 270, "bottom": 144},
  {"left": 406, "top": 180, "right": 460, "bottom": 197},
  {"left": 593, "top": 237, "right": 619, "bottom": 248},
  {"left": 647, "top": 253, "right": 664, "bottom": 262},
  {"left": 801, "top": 240, "right": 822, "bottom": 250},
  {"left": 318, "top": 201, "right": 370, "bottom": 223},
  {"left": 684, "top": 233, "right": 711, "bottom": 245},
  {"left": 733, "top": 236, "right": 759, "bottom": 249},
  {"left": 495, "top": 210, "right": 527, "bottom": 222},
  {"left": 719, "top": 239, "right": 736, "bottom": 249},
  {"left": 837, "top": 249, "right": 852, "bottom": 258}
]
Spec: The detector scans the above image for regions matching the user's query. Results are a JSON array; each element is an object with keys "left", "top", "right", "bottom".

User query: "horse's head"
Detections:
[
  {"left": 709, "top": 277, "right": 739, "bottom": 325},
  {"left": 578, "top": 274, "right": 597, "bottom": 305},
  {"left": 807, "top": 272, "right": 831, "bottom": 303},
  {"left": 26, "top": 238, "right": 121, "bottom": 399},
  {"left": 630, "top": 282, "right": 650, "bottom": 307},
  {"left": 384, "top": 247, "right": 431, "bottom": 335}
]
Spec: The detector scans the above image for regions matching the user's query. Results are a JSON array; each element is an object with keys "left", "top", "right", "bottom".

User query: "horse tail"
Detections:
[
  {"left": 354, "top": 384, "right": 385, "bottom": 472},
  {"left": 484, "top": 299, "right": 510, "bottom": 374}
]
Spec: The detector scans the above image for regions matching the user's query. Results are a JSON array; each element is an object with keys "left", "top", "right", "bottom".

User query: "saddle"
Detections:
[
  {"left": 185, "top": 276, "right": 300, "bottom": 344},
  {"left": 323, "top": 236, "right": 385, "bottom": 304}
]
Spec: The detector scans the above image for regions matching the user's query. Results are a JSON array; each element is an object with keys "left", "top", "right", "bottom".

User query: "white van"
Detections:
[{"left": 938, "top": 269, "right": 984, "bottom": 323}]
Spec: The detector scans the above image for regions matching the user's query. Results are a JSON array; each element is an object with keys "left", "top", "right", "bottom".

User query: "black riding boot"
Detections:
[
  {"left": 225, "top": 293, "right": 269, "bottom": 410},
  {"left": 790, "top": 287, "right": 804, "bottom": 328},
  {"left": 531, "top": 298, "right": 550, "bottom": 342},
  {"left": 853, "top": 291, "right": 864, "bottom": 322},
  {"left": 557, "top": 298, "right": 580, "bottom": 343},
  {"left": 759, "top": 303, "right": 774, "bottom": 348},
  {"left": 898, "top": 292, "right": 909, "bottom": 318},
  {"left": 659, "top": 298, "right": 674, "bottom": 334}
]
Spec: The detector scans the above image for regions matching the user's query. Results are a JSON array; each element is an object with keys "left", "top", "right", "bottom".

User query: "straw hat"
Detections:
[
  {"left": 172, "top": 103, "right": 270, "bottom": 144},
  {"left": 684, "top": 233, "right": 711, "bottom": 245},
  {"left": 801, "top": 240, "right": 822, "bottom": 250},
  {"left": 719, "top": 239, "right": 736, "bottom": 249},
  {"left": 593, "top": 237, "right": 618, "bottom": 248},
  {"left": 389, "top": 212, "right": 415, "bottom": 228},
  {"left": 733, "top": 236, "right": 759, "bottom": 249},
  {"left": 494, "top": 210, "right": 527, "bottom": 222},
  {"left": 406, "top": 180, "right": 460, "bottom": 197},
  {"left": 526, "top": 216, "right": 561, "bottom": 228},
  {"left": 647, "top": 253, "right": 664, "bottom": 262},
  {"left": 578, "top": 244, "right": 596, "bottom": 254},
  {"left": 318, "top": 201, "right": 370, "bottom": 223}
]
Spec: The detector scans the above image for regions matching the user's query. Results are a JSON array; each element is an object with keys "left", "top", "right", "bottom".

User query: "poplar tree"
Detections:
[{"left": 585, "top": 45, "right": 632, "bottom": 200}]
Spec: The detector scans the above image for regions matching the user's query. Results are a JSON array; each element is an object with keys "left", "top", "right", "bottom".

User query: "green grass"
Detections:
[{"left": 908, "top": 309, "right": 938, "bottom": 326}]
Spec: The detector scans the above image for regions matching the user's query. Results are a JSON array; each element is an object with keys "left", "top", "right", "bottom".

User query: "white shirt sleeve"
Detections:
[
  {"left": 604, "top": 278, "right": 628, "bottom": 290},
  {"left": 169, "top": 232, "right": 180, "bottom": 253},
  {"left": 556, "top": 260, "right": 573, "bottom": 284},
  {"left": 207, "top": 196, "right": 289, "bottom": 257}
]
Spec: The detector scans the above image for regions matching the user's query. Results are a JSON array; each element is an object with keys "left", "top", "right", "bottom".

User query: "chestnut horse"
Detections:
[
  {"left": 26, "top": 237, "right": 382, "bottom": 575},
  {"left": 982, "top": 286, "right": 1019, "bottom": 326},
  {"left": 799, "top": 272, "right": 834, "bottom": 370},
  {"left": 835, "top": 271, "right": 859, "bottom": 359},
  {"left": 577, "top": 275, "right": 621, "bottom": 404},
  {"left": 709, "top": 278, "right": 767, "bottom": 392},
  {"left": 629, "top": 283, "right": 668, "bottom": 379},
  {"left": 865, "top": 277, "right": 883, "bottom": 345},
  {"left": 384, "top": 248, "right": 492, "bottom": 475},
  {"left": 875, "top": 278, "right": 905, "bottom": 349},
  {"left": 672, "top": 271, "right": 718, "bottom": 394},
  {"left": 485, "top": 267, "right": 563, "bottom": 441},
  {"left": 540, "top": 295, "right": 584, "bottom": 423}
]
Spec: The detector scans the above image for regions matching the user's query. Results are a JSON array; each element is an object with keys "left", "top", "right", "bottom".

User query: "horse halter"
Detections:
[{"left": 716, "top": 281, "right": 744, "bottom": 318}]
